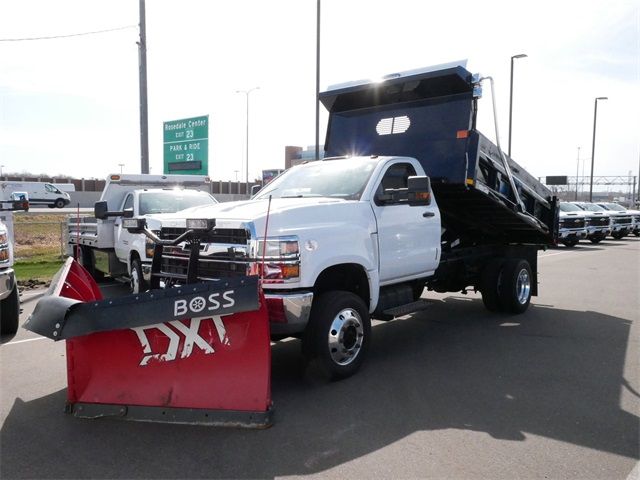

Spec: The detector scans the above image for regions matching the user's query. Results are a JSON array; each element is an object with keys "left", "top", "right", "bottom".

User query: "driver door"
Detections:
[
  {"left": 371, "top": 161, "right": 440, "bottom": 283},
  {"left": 114, "top": 193, "right": 135, "bottom": 262}
]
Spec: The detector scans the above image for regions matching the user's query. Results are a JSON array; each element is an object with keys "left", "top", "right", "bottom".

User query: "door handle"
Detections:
[{"left": 422, "top": 211, "right": 435, "bottom": 218}]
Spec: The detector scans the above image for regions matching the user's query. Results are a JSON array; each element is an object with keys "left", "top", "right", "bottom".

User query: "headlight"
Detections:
[
  {"left": 0, "top": 231, "right": 7, "bottom": 245},
  {"left": 186, "top": 218, "right": 215, "bottom": 230},
  {"left": 253, "top": 237, "right": 300, "bottom": 282},
  {"left": 145, "top": 239, "right": 155, "bottom": 258},
  {"left": 255, "top": 238, "right": 299, "bottom": 258},
  {"left": 0, "top": 247, "right": 9, "bottom": 262}
]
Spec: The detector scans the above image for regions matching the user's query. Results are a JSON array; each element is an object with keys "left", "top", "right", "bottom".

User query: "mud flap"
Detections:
[{"left": 25, "top": 258, "right": 272, "bottom": 428}]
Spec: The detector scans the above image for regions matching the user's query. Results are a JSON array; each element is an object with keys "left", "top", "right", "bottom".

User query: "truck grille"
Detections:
[
  {"left": 587, "top": 216, "right": 609, "bottom": 226},
  {"left": 161, "top": 227, "right": 250, "bottom": 244},
  {"left": 160, "top": 252, "right": 249, "bottom": 280},
  {"left": 560, "top": 218, "right": 585, "bottom": 228},
  {"left": 157, "top": 227, "right": 251, "bottom": 281},
  {"left": 613, "top": 216, "right": 632, "bottom": 225}
]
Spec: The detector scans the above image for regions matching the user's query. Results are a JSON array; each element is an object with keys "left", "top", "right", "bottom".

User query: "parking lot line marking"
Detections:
[{"left": 2, "top": 337, "right": 47, "bottom": 347}]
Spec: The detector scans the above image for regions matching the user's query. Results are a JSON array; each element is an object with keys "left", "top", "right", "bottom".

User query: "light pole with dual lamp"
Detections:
[
  {"left": 589, "top": 96, "right": 608, "bottom": 202},
  {"left": 236, "top": 87, "right": 260, "bottom": 187},
  {"left": 508, "top": 53, "right": 527, "bottom": 158},
  {"left": 575, "top": 147, "right": 581, "bottom": 201}
]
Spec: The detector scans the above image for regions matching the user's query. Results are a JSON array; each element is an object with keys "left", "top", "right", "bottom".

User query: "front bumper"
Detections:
[
  {"left": 611, "top": 223, "right": 632, "bottom": 233},
  {"left": 558, "top": 228, "right": 587, "bottom": 240},
  {"left": 264, "top": 291, "right": 314, "bottom": 335},
  {"left": 0, "top": 267, "right": 16, "bottom": 301},
  {"left": 586, "top": 226, "right": 610, "bottom": 236}
]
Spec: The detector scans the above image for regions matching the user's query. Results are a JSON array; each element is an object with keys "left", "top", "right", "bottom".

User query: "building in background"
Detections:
[{"left": 285, "top": 145, "right": 324, "bottom": 169}]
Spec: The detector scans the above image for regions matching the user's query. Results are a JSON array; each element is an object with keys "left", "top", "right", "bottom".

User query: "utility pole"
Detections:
[
  {"left": 138, "top": 0, "right": 149, "bottom": 174},
  {"left": 236, "top": 87, "right": 259, "bottom": 185}
]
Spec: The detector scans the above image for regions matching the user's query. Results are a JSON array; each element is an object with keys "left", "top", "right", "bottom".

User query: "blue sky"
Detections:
[{"left": 1, "top": 0, "right": 638, "bottom": 185}]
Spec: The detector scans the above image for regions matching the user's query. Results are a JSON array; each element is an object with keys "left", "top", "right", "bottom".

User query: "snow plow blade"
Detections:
[{"left": 25, "top": 258, "right": 272, "bottom": 428}]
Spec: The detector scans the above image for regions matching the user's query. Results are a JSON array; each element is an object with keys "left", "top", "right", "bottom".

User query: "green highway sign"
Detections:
[{"left": 163, "top": 115, "right": 209, "bottom": 175}]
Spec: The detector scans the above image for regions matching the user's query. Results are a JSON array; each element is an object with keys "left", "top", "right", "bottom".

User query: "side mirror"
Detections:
[
  {"left": 94, "top": 201, "right": 108, "bottom": 219},
  {"left": 407, "top": 176, "right": 431, "bottom": 206}
]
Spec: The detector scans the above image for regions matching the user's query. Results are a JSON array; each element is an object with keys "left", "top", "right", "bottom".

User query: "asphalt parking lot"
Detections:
[{"left": 2, "top": 238, "right": 639, "bottom": 479}]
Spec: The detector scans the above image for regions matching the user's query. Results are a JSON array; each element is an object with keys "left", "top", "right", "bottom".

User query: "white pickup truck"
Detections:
[
  {"left": 1, "top": 198, "right": 28, "bottom": 335},
  {"left": 68, "top": 174, "right": 217, "bottom": 293}
]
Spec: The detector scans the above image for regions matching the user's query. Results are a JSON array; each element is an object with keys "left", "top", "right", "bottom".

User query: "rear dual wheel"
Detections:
[{"left": 480, "top": 258, "right": 532, "bottom": 314}]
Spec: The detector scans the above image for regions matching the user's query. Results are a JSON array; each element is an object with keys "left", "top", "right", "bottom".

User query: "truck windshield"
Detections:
[
  {"left": 559, "top": 203, "right": 583, "bottom": 212},
  {"left": 600, "top": 203, "right": 626, "bottom": 212},
  {"left": 578, "top": 203, "right": 606, "bottom": 212},
  {"left": 254, "top": 158, "right": 379, "bottom": 200},
  {"left": 139, "top": 192, "right": 216, "bottom": 215}
]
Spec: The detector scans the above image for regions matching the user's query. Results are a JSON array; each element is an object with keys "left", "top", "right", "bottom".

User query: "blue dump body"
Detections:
[{"left": 320, "top": 65, "right": 558, "bottom": 245}]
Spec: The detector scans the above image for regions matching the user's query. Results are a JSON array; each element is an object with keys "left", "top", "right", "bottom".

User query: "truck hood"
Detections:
[
  {"left": 559, "top": 211, "right": 588, "bottom": 219},
  {"left": 146, "top": 197, "right": 372, "bottom": 236}
]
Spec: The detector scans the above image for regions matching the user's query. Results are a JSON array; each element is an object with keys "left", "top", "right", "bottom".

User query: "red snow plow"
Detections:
[{"left": 25, "top": 252, "right": 272, "bottom": 427}]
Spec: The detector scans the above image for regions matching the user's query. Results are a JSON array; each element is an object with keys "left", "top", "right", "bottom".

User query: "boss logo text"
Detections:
[{"left": 174, "top": 290, "right": 235, "bottom": 317}]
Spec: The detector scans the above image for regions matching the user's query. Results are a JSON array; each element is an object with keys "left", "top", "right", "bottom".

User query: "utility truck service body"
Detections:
[
  {"left": 126, "top": 64, "right": 558, "bottom": 379},
  {"left": 68, "top": 174, "right": 216, "bottom": 293}
]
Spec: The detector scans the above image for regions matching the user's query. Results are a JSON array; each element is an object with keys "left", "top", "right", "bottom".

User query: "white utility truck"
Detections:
[
  {"left": 67, "top": 174, "right": 217, "bottom": 293},
  {"left": 120, "top": 64, "right": 559, "bottom": 379},
  {"left": 1, "top": 181, "right": 70, "bottom": 208}
]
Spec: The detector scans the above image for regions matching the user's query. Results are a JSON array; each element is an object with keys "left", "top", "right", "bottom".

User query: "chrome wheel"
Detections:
[
  {"left": 516, "top": 268, "right": 531, "bottom": 305},
  {"left": 327, "top": 308, "right": 364, "bottom": 366}
]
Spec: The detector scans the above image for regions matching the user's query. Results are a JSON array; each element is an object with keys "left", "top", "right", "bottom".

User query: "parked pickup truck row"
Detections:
[{"left": 558, "top": 201, "right": 638, "bottom": 247}]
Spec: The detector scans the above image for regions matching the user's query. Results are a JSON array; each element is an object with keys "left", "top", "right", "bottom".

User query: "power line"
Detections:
[{"left": 0, "top": 25, "right": 137, "bottom": 42}]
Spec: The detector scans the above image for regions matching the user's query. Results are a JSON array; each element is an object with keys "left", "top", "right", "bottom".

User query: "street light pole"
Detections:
[
  {"left": 589, "top": 96, "right": 608, "bottom": 202},
  {"left": 575, "top": 147, "right": 580, "bottom": 201},
  {"left": 236, "top": 87, "right": 259, "bottom": 185},
  {"left": 508, "top": 53, "right": 527, "bottom": 158},
  {"left": 315, "top": 0, "right": 321, "bottom": 161}
]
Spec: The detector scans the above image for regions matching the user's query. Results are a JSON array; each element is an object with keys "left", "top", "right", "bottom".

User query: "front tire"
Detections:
[
  {"left": 54, "top": 198, "right": 65, "bottom": 208},
  {"left": 611, "top": 231, "right": 626, "bottom": 239},
  {"left": 562, "top": 239, "right": 578, "bottom": 247},
  {"left": 304, "top": 291, "right": 371, "bottom": 380},
  {"left": 1, "top": 284, "right": 20, "bottom": 335},
  {"left": 130, "top": 258, "right": 146, "bottom": 294}
]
